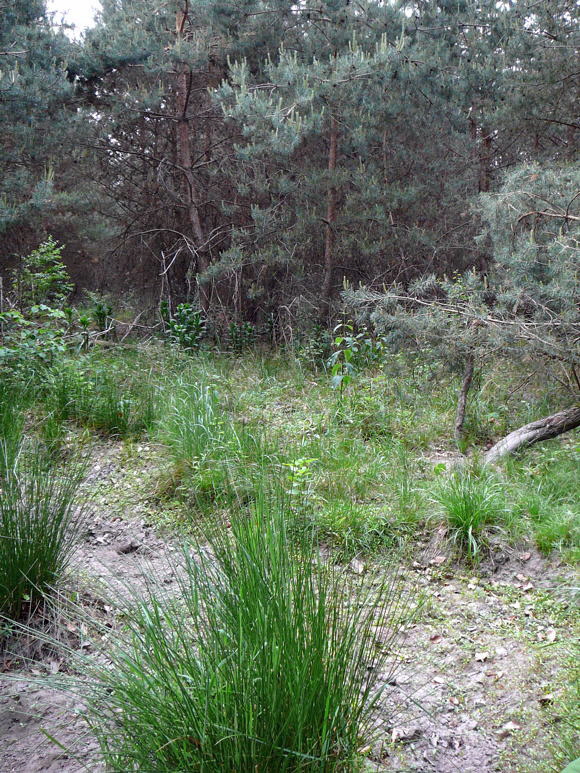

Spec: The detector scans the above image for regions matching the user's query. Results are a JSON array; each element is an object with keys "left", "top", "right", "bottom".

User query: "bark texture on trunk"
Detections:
[
  {"left": 469, "top": 112, "right": 492, "bottom": 194},
  {"left": 455, "top": 355, "right": 475, "bottom": 446},
  {"left": 484, "top": 403, "right": 580, "bottom": 463},
  {"left": 479, "top": 125, "right": 492, "bottom": 193},
  {"left": 320, "top": 116, "right": 338, "bottom": 317},
  {"left": 175, "top": 8, "right": 210, "bottom": 312}
]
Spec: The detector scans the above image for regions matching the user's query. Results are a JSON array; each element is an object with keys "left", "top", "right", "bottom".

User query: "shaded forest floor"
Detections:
[{"left": 1, "top": 345, "right": 578, "bottom": 772}]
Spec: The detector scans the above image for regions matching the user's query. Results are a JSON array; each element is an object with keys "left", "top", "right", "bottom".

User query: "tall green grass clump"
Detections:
[
  {"left": 80, "top": 496, "right": 412, "bottom": 771},
  {"left": 433, "top": 463, "right": 509, "bottom": 561},
  {"left": 506, "top": 444, "right": 580, "bottom": 558},
  {"left": 46, "top": 359, "right": 157, "bottom": 438},
  {"left": 0, "top": 382, "right": 27, "bottom": 475},
  {"left": 0, "top": 431, "right": 87, "bottom": 621},
  {"left": 158, "top": 379, "right": 280, "bottom": 509},
  {"left": 159, "top": 381, "right": 224, "bottom": 469}
]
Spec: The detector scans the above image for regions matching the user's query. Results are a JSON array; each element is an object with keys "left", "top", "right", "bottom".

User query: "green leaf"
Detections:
[{"left": 561, "top": 761, "right": 580, "bottom": 773}]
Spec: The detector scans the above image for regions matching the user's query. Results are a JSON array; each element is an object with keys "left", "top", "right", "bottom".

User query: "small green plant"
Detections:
[
  {"left": 73, "top": 495, "right": 412, "bottom": 771},
  {"left": 92, "top": 299, "right": 113, "bottom": 333},
  {"left": 12, "top": 236, "right": 73, "bottom": 309},
  {"left": 297, "top": 324, "right": 334, "bottom": 370},
  {"left": 433, "top": 464, "right": 509, "bottom": 560},
  {"left": 328, "top": 322, "right": 385, "bottom": 394},
  {"left": 78, "top": 314, "right": 91, "bottom": 350},
  {"left": 0, "top": 306, "right": 68, "bottom": 380},
  {"left": 165, "top": 303, "right": 207, "bottom": 350},
  {"left": 0, "top": 432, "right": 86, "bottom": 621},
  {"left": 283, "top": 456, "right": 317, "bottom": 497},
  {"left": 228, "top": 320, "right": 256, "bottom": 354}
]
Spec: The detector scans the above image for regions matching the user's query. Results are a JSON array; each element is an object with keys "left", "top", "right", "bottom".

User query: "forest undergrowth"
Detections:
[{"left": 0, "top": 341, "right": 578, "bottom": 772}]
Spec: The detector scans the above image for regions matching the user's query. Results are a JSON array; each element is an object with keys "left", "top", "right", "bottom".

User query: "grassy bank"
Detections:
[{"left": 0, "top": 341, "right": 577, "bottom": 771}]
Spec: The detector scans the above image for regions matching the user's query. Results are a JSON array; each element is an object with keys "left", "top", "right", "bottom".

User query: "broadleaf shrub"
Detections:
[{"left": 163, "top": 302, "right": 207, "bottom": 350}]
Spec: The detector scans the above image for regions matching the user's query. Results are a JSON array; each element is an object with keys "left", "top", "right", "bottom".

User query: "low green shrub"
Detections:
[
  {"left": 0, "top": 306, "right": 68, "bottom": 380},
  {"left": 328, "top": 322, "right": 385, "bottom": 395},
  {"left": 295, "top": 325, "right": 333, "bottom": 371},
  {"left": 228, "top": 320, "right": 256, "bottom": 354},
  {"left": 162, "top": 302, "right": 207, "bottom": 350},
  {"left": 83, "top": 292, "right": 114, "bottom": 335},
  {"left": 11, "top": 236, "right": 73, "bottom": 309}
]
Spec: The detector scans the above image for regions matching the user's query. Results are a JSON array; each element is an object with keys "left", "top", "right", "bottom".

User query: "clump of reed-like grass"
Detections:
[
  {"left": 433, "top": 463, "right": 508, "bottom": 561},
  {"left": 74, "top": 493, "right": 412, "bottom": 771},
  {"left": 505, "top": 443, "right": 579, "bottom": 558},
  {"left": 157, "top": 379, "right": 281, "bottom": 511},
  {"left": 158, "top": 381, "right": 225, "bottom": 467},
  {"left": 0, "top": 382, "right": 27, "bottom": 475},
  {"left": 46, "top": 359, "right": 157, "bottom": 438},
  {"left": 0, "top": 430, "right": 87, "bottom": 621}
]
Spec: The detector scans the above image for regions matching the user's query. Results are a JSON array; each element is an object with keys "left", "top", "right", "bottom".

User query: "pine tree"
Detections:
[
  {"left": 345, "top": 162, "right": 580, "bottom": 454},
  {"left": 215, "top": 1, "right": 450, "bottom": 320},
  {"left": 73, "top": 0, "right": 296, "bottom": 309},
  {"left": 0, "top": 1, "right": 73, "bottom": 233}
]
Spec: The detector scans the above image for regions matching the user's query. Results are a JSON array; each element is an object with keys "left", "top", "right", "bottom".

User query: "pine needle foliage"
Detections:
[{"left": 345, "top": 164, "right": 579, "bottom": 374}]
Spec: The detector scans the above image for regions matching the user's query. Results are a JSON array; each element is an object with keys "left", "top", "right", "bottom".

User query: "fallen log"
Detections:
[{"left": 484, "top": 403, "right": 580, "bottom": 463}]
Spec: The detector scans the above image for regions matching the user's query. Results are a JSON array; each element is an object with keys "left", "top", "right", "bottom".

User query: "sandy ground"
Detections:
[{"left": 1, "top": 443, "right": 576, "bottom": 772}]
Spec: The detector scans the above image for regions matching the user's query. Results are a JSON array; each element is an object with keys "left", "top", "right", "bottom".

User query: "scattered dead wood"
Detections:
[{"left": 484, "top": 403, "right": 580, "bottom": 463}]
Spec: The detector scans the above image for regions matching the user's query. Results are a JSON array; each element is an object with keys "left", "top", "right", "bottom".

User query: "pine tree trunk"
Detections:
[
  {"left": 479, "top": 125, "right": 492, "bottom": 193},
  {"left": 175, "top": 8, "right": 210, "bottom": 314},
  {"left": 469, "top": 111, "right": 492, "bottom": 194},
  {"left": 455, "top": 355, "right": 474, "bottom": 446},
  {"left": 320, "top": 116, "right": 338, "bottom": 318},
  {"left": 484, "top": 404, "right": 580, "bottom": 463}
]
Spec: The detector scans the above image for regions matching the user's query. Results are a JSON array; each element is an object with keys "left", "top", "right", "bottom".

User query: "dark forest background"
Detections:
[{"left": 1, "top": 0, "right": 578, "bottom": 331}]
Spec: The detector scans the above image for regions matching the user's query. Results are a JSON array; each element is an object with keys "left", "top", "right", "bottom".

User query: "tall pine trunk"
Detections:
[
  {"left": 321, "top": 116, "right": 338, "bottom": 318},
  {"left": 175, "top": 8, "right": 210, "bottom": 314}
]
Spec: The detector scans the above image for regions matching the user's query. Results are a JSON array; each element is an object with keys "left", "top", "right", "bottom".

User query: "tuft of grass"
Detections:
[
  {"left": 306, "top": 500, "right": 395, "bottom": 559},
  {"left": 0, "top": 383, "right": 27, "bottom": 476},
  {"left": 0, "top": 437, "right": 87, "bottom": 621},
  {"left": 46, "top": 359, "right": 157, "bottom": 438},
  {"left": 505, "top": 442, "right": 579, "bottom": 558},
  {"left": 433, "top": 463, "right": 509, "bottom": 561},
  {"left": 158, "top": 380, "right": 225, "bottom": 471},
  {"left": 76, "top": 494, "right": 413, "bottom": 771},
  {"left": 158, "top": 377, "right": 283, "bottom": 513}
]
